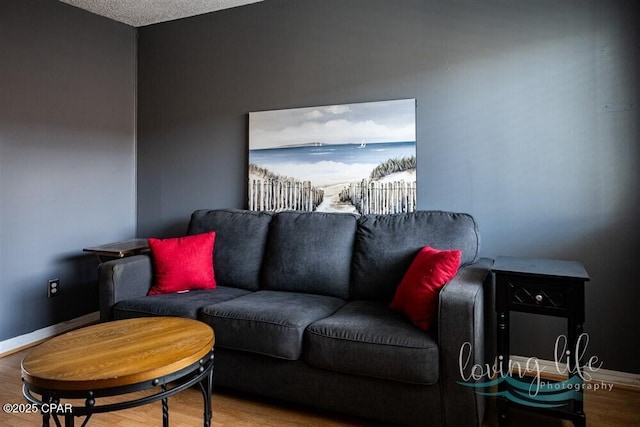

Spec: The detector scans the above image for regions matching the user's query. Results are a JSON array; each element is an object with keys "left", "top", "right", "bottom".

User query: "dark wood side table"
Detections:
[
  {"left": 83, "top": 238, "right": 149, "bottom": 262},
  {"left": 492, "top": 256, "right": 590, "bottom": 427}
]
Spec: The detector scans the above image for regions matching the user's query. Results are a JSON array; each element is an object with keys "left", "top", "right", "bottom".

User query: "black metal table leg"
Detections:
[
  {"left": 41, "top": 393, "right": 51, "bottom": 427},
  {"left": 199, "top": 352, "right": 214, "bottom": 427},
  {"left": 162, "top": 384, "right": 169, "bottom": 427},
  {"left": 64, "top": 412, "right": 74, "bottom": 427}
]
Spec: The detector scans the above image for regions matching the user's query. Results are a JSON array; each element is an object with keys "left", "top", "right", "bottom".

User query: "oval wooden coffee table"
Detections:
[{"left": 22, "top": 317, "right": 215, "bottom": 427}]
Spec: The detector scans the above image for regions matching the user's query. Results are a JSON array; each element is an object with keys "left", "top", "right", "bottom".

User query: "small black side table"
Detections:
[{"left": 493, "top": 256, "right": 590, "bottom": 427}]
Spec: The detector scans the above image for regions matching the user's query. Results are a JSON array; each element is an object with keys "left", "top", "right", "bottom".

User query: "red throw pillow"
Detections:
[
  {"left": 390, "top": 246, "right": 461, "bottom": 331},
  {"left": 147, "top": 232, "right": 217, "bottom": 295}
]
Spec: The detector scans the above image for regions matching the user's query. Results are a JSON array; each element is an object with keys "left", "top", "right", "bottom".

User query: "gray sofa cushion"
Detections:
[
  {"left": 200, "top": 290, "right": 345, "bottom": 360},
  {"left": 351, "top": 211, "right": 480, "bottom": 301},
  {"left": 261, "top": 211, "right": 357, "bottom": 299},
  {"left": 187, "top": 209, "right": 273, "bottom": 291},
  {"left": 304, "top": 300, "right": 439, "bottom": 385},
  {"left": 111, "top": 286, "right": 252, "bottom": 319}
]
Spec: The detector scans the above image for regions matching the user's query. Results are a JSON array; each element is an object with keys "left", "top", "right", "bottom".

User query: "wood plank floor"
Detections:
[{"left": 1, "top": 349, "right": 638, "bottom": 426}]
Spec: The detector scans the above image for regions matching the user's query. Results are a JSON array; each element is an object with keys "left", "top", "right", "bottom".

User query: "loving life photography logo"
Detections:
[{"left": 456, "top": 333, "right": 612, "bottom": 408}]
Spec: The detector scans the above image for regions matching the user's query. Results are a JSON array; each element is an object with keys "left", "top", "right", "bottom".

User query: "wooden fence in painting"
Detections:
[
  {"left": 249, "top": 179, "right": 324, "bottom": 212},
  {"left": 339, "top": 179, "right": 416, "bottom": 215}
]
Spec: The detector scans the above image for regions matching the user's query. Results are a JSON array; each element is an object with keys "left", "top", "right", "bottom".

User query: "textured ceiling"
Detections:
[{"left": 59, "top": 0, "right": 263, "bottom": 27}]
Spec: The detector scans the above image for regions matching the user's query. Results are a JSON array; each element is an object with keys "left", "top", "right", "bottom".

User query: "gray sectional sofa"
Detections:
[{"left": 98, "top": 209, "right": 493, "bottom": 426}]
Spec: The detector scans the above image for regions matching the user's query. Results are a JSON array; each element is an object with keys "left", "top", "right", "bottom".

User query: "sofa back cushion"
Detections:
[
  {"left": 261, "top": 211, "right": 357, "bottom": 299},
  {"left": 351, "top": 211, "right": 480, "bottom": 301},
  {"left": 187, "top": 209, "right": 273, "bottom": 291}
]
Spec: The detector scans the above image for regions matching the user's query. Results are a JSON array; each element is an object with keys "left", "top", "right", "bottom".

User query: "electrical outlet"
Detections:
[{"left": 48, "top": 279, "right": 60, "bottom": 298}]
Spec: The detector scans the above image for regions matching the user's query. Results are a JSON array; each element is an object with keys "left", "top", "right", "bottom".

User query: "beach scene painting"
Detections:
[{"left": 248, "top": 99, "right": 416, "bottom": 214}]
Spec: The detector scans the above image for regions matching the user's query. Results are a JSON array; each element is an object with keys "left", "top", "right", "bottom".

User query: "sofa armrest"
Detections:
[
  {"left": 98, "top": 254, "right": 153, "bottom": 322},
  {"left": 438, "top": 257, "right": 493, "bottom": 427}
]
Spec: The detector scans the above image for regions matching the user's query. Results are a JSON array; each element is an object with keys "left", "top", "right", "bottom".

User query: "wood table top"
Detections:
[
  {"left": 83, "top": 238, "right": 149, "bottom": 258},
  {"left": 22, "top": 317, "right": 214, "bottom": 391}
]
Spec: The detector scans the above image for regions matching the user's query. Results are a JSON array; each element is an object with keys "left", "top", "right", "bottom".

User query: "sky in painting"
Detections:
[{"left": 249, "top": 99, "right": 416, "bottom": 150}]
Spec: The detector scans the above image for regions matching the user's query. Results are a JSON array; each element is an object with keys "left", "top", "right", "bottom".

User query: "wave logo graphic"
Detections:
[{"left": 457, "top": 375, "right": 583, "bottom": 408}]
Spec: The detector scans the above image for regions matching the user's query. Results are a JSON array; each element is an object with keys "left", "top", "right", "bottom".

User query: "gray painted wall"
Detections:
[
  {"left": 137, "top": 0, "right": 639, "bottom": 373},
  {"left": 0, "top": 1, "right": 136, "bottom": 340}
]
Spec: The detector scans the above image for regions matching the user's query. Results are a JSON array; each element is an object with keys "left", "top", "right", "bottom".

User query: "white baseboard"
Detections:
[
  {"left": 511, "top": 355, "right": 640, "bottom": 391},
  {"left": 0, "top": 311, "right": 100, "bottom": 357}
]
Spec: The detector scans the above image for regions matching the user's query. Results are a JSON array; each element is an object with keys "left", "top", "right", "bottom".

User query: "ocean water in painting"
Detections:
[{"left": 249, "top": 141, "right": 415, "bottom": 186}]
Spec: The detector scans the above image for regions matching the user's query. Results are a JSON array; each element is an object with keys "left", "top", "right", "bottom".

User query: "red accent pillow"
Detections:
[
  {"left": 390, "top": 246, "right": 461, "bottom": 331},
  {"left": 147, "top": 232, "right": 217, "bottom": 295}
]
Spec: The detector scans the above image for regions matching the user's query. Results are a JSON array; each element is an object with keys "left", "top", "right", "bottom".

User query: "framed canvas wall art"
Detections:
[{"left": 248, "top": 99, "right": 416, "bottom": 214}]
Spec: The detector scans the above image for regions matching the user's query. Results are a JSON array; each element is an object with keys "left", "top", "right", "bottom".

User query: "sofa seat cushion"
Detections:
[
  {"left": 112, "top": 286, "right": 251, "bottom": 320},
  {"left": 304, "top": 300, "right": 439, "bottom": 385},
  {"left": 200, "top": 290, "right": 345, "bottom": 360}
]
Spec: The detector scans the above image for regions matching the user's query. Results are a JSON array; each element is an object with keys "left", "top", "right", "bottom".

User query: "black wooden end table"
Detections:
[{"left": 493, "top": 256, "right": 590, "bottom": 427}]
